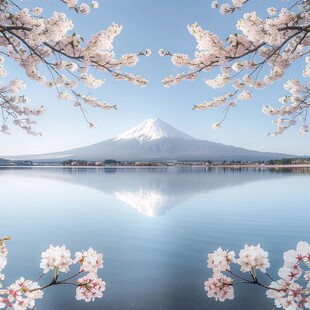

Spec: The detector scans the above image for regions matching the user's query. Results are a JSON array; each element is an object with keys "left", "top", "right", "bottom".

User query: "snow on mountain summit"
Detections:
[{"left": 114, "top": 118, "right": 195, "bottom": 142}]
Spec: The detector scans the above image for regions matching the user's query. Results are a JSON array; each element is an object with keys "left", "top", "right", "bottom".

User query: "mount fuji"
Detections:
[{"left": 5, "top": 118, "right": 296, "bottom": 161}]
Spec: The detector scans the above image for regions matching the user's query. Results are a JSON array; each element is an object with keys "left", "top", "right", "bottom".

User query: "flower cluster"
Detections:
[
  {"left": 39, "top": 245, "right": 105, "bottom": 303},
  {"left": 161, "top": 0, "right": 310, "bottom": 134},
  {"left": 207, "top": 247, "right": 236, "bottom": 272},
  {"left": 0, "top": 237, "right": 10, "bottom": 289},
  {"left": 205, "top": 242, "right": 310, "bottom": 309},
  {"left": 204, "top": 273, "right": 234, "bottom": 302},
  {"left": 238, "top": 244, "right": 270, "bottom": 273},
  {"left": 204, "top": 247, "right": 236, "bottom": 301},
  {"left": 0, "top": 0, "right": 149, "bottom": 133},
  {"left": 0, "top": 79, "right": 45, "bottom": 135},
  {"left": 263, "top": 80, "right": 310, "bottom": 136},
  {"left": 0, "top": 278, "right": 43, "bottom": 309},
  {"left": 40, "top": 245, "right": 73, "bottom": 274},
  {"left": 63, "top": 1, "right": 99, "bottom": 14},
  {"left": 0, "top": 239, "right": 105, "bottom": 309},
  {"left": 0, "top": 237, "right": 43, "bottom": 309},
  {"left": 205, "top": 244, "right": 270, "bottom": 301},
  {"left": 212, "top": 0, "right": 255, "bottom": 15},
  {"left": 74, "top": 247, "right": 104, "bottom": 273},
  {"left": 266, "top": 241, "right": 310, "bottom": 309},
  {"left": 76, "top": 273, "right": 106, "bottom": 302}
]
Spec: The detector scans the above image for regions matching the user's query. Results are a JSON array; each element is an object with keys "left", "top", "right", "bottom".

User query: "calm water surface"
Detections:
[{"left": 0, "top": 167, "right": 309, "bottom": 310}]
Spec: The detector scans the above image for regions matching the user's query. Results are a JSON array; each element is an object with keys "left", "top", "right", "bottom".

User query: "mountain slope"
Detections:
[{"left": 3, "top": 118, "right": 297, "bottom": 161}]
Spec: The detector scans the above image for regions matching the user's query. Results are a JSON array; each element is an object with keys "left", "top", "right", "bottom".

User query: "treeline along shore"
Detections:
[{"left": 1, "top": 157, "right": 310, "bottom": 168}]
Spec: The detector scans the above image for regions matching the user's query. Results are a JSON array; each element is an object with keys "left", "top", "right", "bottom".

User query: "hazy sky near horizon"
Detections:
[{"left": 0, "top": 0, "right": 309, "bottom": 156}]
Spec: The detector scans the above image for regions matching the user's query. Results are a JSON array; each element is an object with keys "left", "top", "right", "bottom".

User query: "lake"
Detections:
[{"left": 0, "top": 167, "right": 309, "bottom": 309}]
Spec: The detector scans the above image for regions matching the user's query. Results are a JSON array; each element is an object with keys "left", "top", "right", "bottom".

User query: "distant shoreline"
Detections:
[{"left": 1, "top": 164, "right": 310, "bottom": 169}]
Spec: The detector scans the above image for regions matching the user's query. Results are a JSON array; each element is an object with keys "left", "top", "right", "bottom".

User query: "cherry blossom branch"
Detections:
[
  {"left": 205, "top": 242, "right": 310, "bottom": 308},
  {"left": 0, "top": 239, "right": 106, "bottom": 308},
  {"left": 0, "top": 0, "right": 150, "bottom": 134},
  {"left": 161, "top": 0, "right": 309, "bottom": 135}
]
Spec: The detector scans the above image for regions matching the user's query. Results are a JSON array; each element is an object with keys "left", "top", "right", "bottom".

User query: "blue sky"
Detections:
[{"left": 0, "top": 0, "right": 309, "bottom": 156}]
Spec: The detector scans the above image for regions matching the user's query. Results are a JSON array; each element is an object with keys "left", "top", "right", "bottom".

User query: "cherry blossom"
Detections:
[
  {"left": 0, "top": 1, "right": 150, "bottom": 133},
  {"left": 40, "top": 245, "right": 73, "bottom": 274},
  {"left": 278, "top": 266, "right": 302, "bottom": 282},
  {"left": 238, "top": 244, "right": 270, "bottom": 273},
  {"left": 212, "top": 122, "right": 222, "bottom": 129},
  {"left": 283, "top": 240, "right": 310, "bottom": 269},
  {"left": 205, "top": 242, "right": 310, "bottom": 310},
  {"left": 266, "top": 241, "right": 310, "bottom": 309},
  {"left": 0, "top": 237, "right": 10, "bottom": 290},
  {"left": 204, "top": 273, "right": 234, "bottom": 302},
  {"left": 0, "top": 277, "right": 43, "bottom": 309},
  {"left": 0, "top": 80, "right": 44, "bottom": 135},
  {"left": 161, "top": 0, "right": 310, "bottom": 134},
  {"left": 267, "top": 280, "right": 305, "bottom": 310},
  {"left": 0, "top": 238, "right": 106, "bottom": 309},
  {"left": 75, "top": 273, "right": 106, "bottom": 302},
  {"left": 74, "top": 247, "right": 104, "bottom": 273},
  {"left": 207, "top": 247, "right": 236, "bottom": 272}
]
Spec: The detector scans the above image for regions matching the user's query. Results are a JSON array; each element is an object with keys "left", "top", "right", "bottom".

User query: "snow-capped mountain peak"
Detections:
[
  {"left": 114, "top": 118, "right": 194, "bottom": 143},
  {"left": 4, "top": 118, "right": 296, "bottom": 162}
]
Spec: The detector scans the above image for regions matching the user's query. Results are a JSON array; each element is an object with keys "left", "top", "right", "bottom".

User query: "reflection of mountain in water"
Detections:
[
  {"left": 114, "top": 188, "right": 187, "bottom": 217},
  {"left": 3, "top": 167, "right": 307, "bottom": 217}
]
